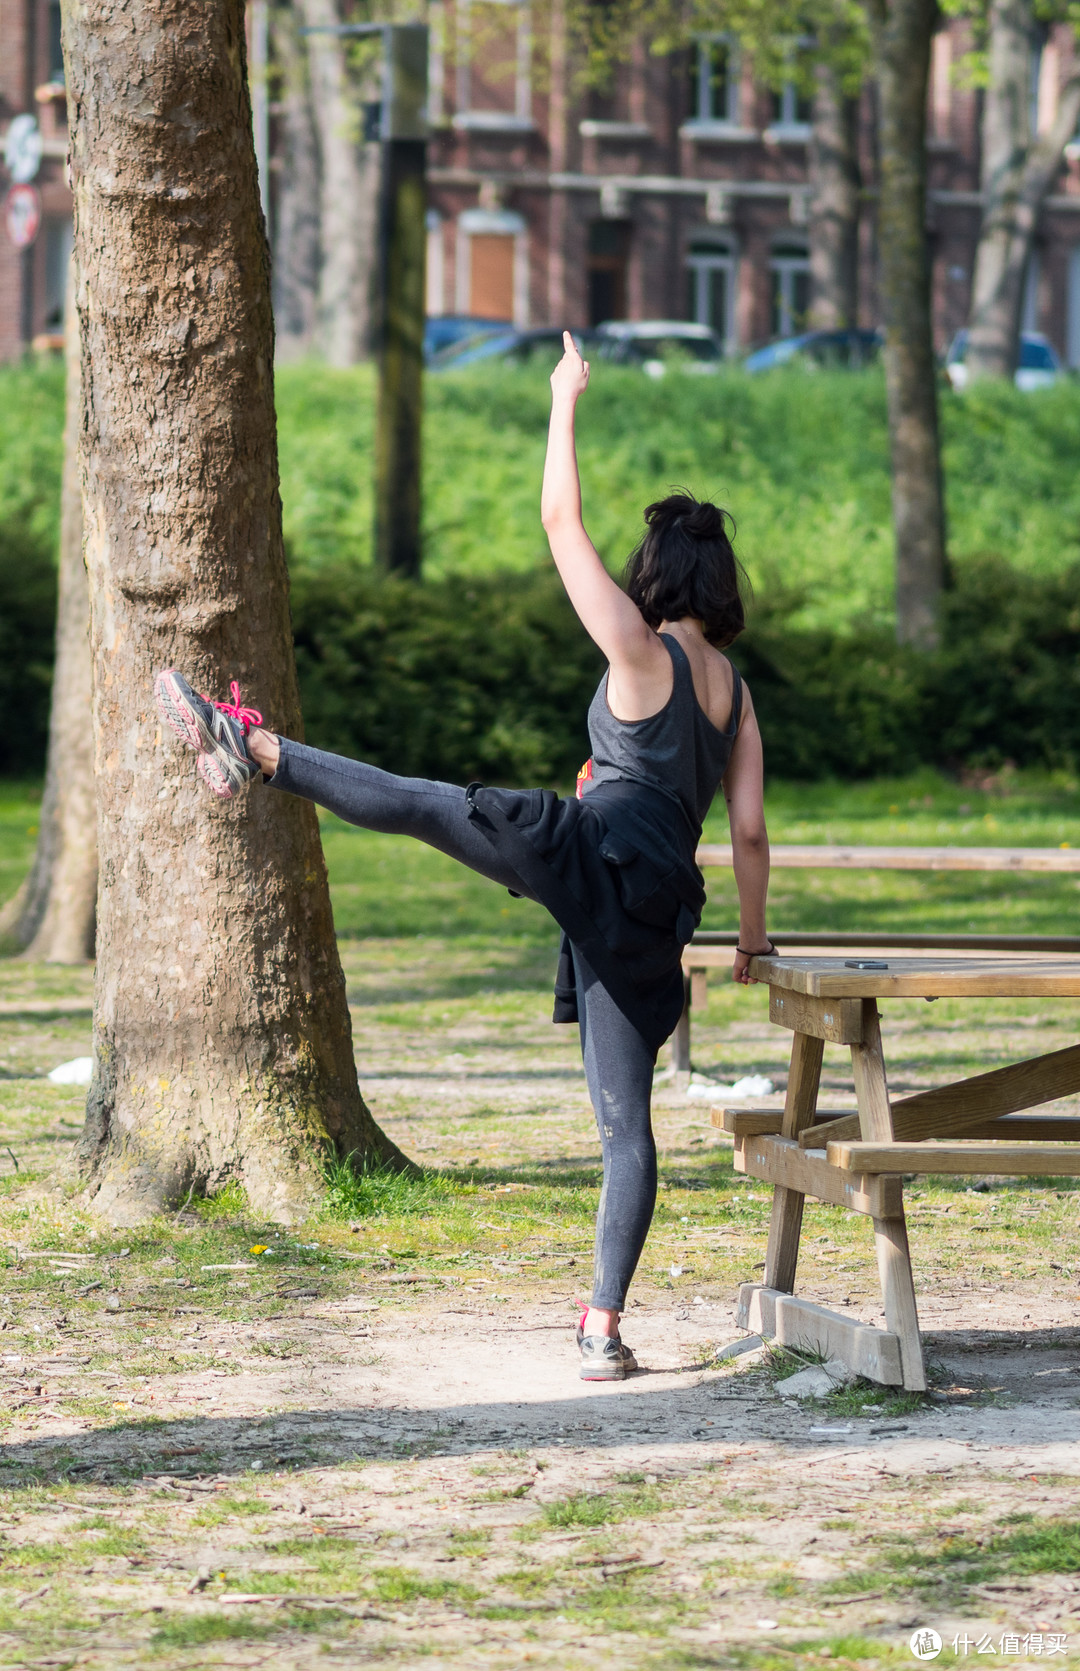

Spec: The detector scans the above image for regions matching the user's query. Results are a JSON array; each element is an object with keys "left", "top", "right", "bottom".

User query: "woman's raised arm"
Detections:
[{"left": 541, "top": 334, "right": 663, "bottom": 688}]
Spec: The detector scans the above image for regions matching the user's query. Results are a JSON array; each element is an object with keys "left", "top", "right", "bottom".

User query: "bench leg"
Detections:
[
  {"left": 763, "top": 1031, "right": 824, "bottom": 1293},
  {"left": 873, "top": 1213, "right": 926, "bottom": 1391},
  {"left": 671, "top": 976, "right": 691, "bottom": 1072}
]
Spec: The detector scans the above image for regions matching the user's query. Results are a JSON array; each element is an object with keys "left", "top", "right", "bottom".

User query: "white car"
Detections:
[
  {"left": 593, "top": 320, "right": 724, "bottom": 377},
  {"left": 945, "top": 329, "right": 1063, "bottom": 391}
]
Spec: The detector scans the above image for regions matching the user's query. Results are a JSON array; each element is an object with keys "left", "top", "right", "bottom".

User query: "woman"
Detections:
[{"left": 155, "top": 332, "right": 773, "bottom": 1381}]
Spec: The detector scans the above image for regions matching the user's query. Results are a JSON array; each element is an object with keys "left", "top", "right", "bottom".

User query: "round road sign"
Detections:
[
  {"left": 5, "top": 184, "right": 42, "bottom": 248},
  {"left": 3, "top": 114, "right": 43, "bottom": 184}
]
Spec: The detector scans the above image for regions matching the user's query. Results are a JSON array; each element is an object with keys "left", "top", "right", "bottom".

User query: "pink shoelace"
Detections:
[{"left": 212, "top": 680, "right": 263, "bottom": 735}]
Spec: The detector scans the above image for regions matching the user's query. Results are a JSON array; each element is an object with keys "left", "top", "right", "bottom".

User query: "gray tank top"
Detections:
[{"left": 579, "top": 634, "right": 743, "bottom": 830}]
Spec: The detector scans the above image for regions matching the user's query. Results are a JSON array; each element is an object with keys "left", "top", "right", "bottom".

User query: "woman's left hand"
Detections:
[{"left": 550, "top": 330, "right": 590, "bottom": 403}]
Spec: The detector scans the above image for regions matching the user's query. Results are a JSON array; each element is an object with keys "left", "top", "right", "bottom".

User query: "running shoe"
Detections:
[
  {"left": 579, "top": 1334, "right": 638, "bottom": 1382},
  {"left": 155, "top": 670, "right": 263, "bottom": 801}
]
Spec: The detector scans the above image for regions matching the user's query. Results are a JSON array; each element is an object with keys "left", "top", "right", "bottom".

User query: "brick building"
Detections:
[
  {"left": 0, "top": 0, "right": 71, "bottom": 361},
  {"left": 6, "top": 1, "right": 1080, "bottom": 365},
  {"left": 424, "top": 11, "right": 1080, "bottom": 362}
]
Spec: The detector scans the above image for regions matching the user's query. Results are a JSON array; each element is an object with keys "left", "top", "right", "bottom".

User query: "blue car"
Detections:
[
  {"left": 744, "top": 329, "right": 883, "bottom": 372},
  {"left": 430, "top": 326, "right": 599, "bottom": 372},
  {"left": 424, "top": 315, "right": 510, "bottom": 364}
]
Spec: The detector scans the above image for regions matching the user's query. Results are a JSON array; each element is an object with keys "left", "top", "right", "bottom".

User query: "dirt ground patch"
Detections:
[{"left": 0, "top": 941, "right": 1078, "bottom": 1668}]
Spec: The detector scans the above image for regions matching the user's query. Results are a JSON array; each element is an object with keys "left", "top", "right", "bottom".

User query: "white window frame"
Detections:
[
  {"left": 453, "top": 0, "right": 534, "bottom": 133},
  {"left": 1067, "top": 246, "right": 1080, "bottom": 368},
  {"left": 770, "top": 241, "right": 810, "bottom": 338},
  {"left": 686, "top": 237, "right": 737, "bottom": 353},
  {"left": 764, "top": 37, "right": 814, "bottom": 142},
  {"left": 455, "top": 207, "right": 529, "bottom": 326},
  {"left": 426, "top": 210, "right": 446, "bottom": 317},
  {"left": 680, "top": 34, "right": 756, "bottom": 141}
]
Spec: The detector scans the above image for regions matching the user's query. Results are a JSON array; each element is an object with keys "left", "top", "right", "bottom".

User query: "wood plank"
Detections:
[
  {"left": 688, "top": 932, "right": 1080, "bottom": 955},
  {"left": 873, "top": 1215, "right": 926, "bottom": 1391},
  {"left": 736, "top": 1284, "right": 904, "bottom": 1386},
  {"left": 763, "top": 1033, "right": 824, "bottom": 1292},
  {"left": 690, "top": 968, "right": 708, "bottom": 1012},
  {"left": 697, "top": 843, "right": 1080, "bottom": 873},
  {"left": 715, "top": 1106, "right": 853, "bottom": 1136},
  {"left": 753, "top": 956, "right": 1080, "bottom": 999},
  {"left": 806, "top": 1042, "right": 1080, "bottom": 1149},
  {"left": 851, "top": 1000, "right": 894, "bottom": 1142},
  {"left": 769, "top": 989, "right": 864, "bottom": 1044},
  {"left": 735, "top": 1134, "right": 903, "bottom": 1215},
  {"left": 670, "top": 976, "right": 691, "bottom": 1073},
  {"left": 829, "top": 1140, "right": 1080, "bottom": 1175},
  {"left": 927, "top": 1116, "right": 1080, "bottom": 1141}
]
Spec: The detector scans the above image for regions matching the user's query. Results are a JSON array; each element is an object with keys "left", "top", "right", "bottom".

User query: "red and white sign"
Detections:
[{"left": 4, "top": 184, "right": 41, "bottom": 248}]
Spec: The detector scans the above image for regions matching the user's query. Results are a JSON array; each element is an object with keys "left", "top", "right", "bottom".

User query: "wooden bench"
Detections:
[
  {"left": 711, "top": 953, "right": 1080, "bottom": 1389},
  {"left": 673, "top": 843, "right": 1080, "bottom": 1070}
]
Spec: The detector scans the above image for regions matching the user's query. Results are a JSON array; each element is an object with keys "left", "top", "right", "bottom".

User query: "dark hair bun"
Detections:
[{"left": 624, "top": 490, "right": 746, "bottom": 647}]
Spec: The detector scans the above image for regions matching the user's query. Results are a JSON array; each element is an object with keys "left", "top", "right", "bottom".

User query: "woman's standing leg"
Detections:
[{"left": 572, "top": 947, "right": 657, "bottom": 1375}]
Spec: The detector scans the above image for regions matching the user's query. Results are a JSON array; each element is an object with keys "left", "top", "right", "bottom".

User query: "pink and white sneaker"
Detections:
[{"left": 154, "top": 670, "right": 263, "bottom": 801}]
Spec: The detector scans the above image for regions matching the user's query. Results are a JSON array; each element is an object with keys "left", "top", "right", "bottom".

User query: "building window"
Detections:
[
  {"left": 1021, "top": 250, "right": 1041, "bottom": 334},
  {"left": 426, "top": 210, "right": 445, "bottom": 317},
  {"left": 587, "top": 220, "right": 630, "bottom": 324},
  {"left": 770, "top": 239, "right": 810, "bottom": 338},
  {"left": 686, "top": 236, "right": 736, "bottom": 351},
  {"left": 44, "top": 217, "right": 73, "bottom": 329},
  {"left": 690, "top": 38, "right": 739, "bottom": 125},
  {"left": 456, "top": 208, "right": 527, "bottom": 322},
  {"left": 1067, "top": 247, "right": 1080, "bottom": 368},
  {"left": 768, "top": 41, "right": 813, "bottom": 135},
  {"left": 453, "top": 0, "right": 534, "bottom": 132},
  {"left": 48, "top": 1, "right": 64, "bottom": 84}
]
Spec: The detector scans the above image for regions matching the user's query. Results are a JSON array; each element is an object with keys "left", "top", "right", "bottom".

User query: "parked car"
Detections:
[
  {"left": 743, "top": 329, "right": 883, "bottom": 373},
  {"left": 424, "top": 314, "right": 509, "bottom": 363},
  {"left": 944, "top": 329, "right": 1063, "bottom": 391},
  {"left": 429, "top": 326, "right": 599, "bottom": 371},
  {"left": 593, "top": 320, "right": 724, "bottom": 375}
]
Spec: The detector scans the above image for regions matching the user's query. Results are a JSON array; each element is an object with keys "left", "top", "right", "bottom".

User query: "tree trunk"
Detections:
[
  {"left": 866, "top": 0, "right": 948, "bottom": 650},
  {"left": 270, "top": 0, "right": 321, "bottom": 360},
  {"left": 62, "top": 0, "right": 408, "bottom": 1225},
  {"left": 0, "top": 260, "right": 97, "bottom": 962},
  {"left": 808, "top": 62, "right": 860, "bottom": 330},
  {"left": 967, "top": 0, "right": 1080, "bottom": 380},
  {"left": 299, "top": 0, "right": 380, "bottom": 366}
]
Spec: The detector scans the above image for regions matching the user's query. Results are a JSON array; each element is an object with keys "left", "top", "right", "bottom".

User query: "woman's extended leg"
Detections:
[
  {"left": 251, "top": 733, "right": 535, "bottom": 898},
  {"left": 572, "top": 947, "right": 657, "bottom": 1376}
]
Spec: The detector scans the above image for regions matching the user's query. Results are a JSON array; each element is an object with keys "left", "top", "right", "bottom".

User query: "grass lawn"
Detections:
[{"left": 1, "top": 770, "right": 1079, "bottom": 1667}]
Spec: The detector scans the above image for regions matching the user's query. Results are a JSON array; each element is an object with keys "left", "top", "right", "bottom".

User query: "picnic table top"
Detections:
[{"left": 745, "top": 954, "right": 1080, "bottom": 999}]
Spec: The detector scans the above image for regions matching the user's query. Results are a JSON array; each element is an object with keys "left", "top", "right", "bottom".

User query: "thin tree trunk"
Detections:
[
  {"left": 967, "top": 0, "right": 1080, "bottom": 379},
  {"left": 270, "top": 0, "right": 321, "bottom": 359},
  {"left": 866, "top": 0, "right": 948, "bottom": 650},
  {"left": 808, "top": 62, "right": 860, "bottom": 330},
  {"left": 0, "top": 260, "right": 97, "bottom": 962},
  {"left": 62, "top": 0, "right": 408, "bottom": 1225},
  {"left": 298, "top": 0, "right": 380, "bottom": 366}
]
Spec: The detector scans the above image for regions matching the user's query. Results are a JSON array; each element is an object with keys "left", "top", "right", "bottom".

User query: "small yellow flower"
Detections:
[{"left": 250, "top": 1245, "right": 267, "bottom": 1255}]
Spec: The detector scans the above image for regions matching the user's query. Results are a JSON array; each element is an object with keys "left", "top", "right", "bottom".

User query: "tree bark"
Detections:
[
  {"left": 0, "top": 260, "right": 97, "bottom": 962},
  {"left": 62, "top": 0, "right": 408, "bottom": 1225},
  {"left": 866, "top": 0, "right": 948, "bottom": 650},
  {"left": 298, "top": 0, "right": 380, "bottom": 366},
  {"left": 808, "top": 62, "right": 860, "bottom": 330},
  {"left": 967, "top": 0, "right": 1080, "bottom": 380},
  {"left": 270, "top": 0, "right": 322, "bottom": 360}
]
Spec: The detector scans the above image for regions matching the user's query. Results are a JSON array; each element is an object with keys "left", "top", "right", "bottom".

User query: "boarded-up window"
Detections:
[{"left": 469, "top": 233, "right": 514, "bottom": 318}]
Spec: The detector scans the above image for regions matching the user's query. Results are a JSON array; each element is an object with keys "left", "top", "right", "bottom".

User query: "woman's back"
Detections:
[{"left": 582, "top": 633, "right": 742, "bottom": 830}]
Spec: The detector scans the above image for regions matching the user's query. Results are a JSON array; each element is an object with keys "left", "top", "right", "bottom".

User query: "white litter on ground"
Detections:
[
  {"left": 686, "top": 1073, "right": 775, "bottom": 1100},
  {"left": 47, "top": 1057, "right": 93, "bottom": 1085},
  {"left": 774, "top": 1359, "right": 856, "bottom": 1399}
]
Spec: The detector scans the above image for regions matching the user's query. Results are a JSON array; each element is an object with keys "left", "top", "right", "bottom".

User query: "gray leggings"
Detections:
[{"left": 269, "top": 739, "right": 657, "bottom": 1312}]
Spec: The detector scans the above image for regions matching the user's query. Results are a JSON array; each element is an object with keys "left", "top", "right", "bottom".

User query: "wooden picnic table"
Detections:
[{"left": 712, "top": 953, "right": 1080, "bottom": 1391}]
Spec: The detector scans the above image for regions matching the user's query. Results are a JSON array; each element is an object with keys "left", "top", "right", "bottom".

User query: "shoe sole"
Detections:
[
  {"left": 579, "top": 1363, "right": 628, "bottom": 1381},
  {"left": 155, "top": 671, "right": 214, "bottom": 754},
  {"left": 197, "top": 752, "right": 239, "bottom": 801}
]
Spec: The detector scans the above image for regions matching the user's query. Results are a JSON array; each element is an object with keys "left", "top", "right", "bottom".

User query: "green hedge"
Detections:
[
  {"left": 3, "top": 541, "right": 1079, "bottom": 785},
  {"left": 287, "top": 556, "right": 1080, "bottom": 785}
]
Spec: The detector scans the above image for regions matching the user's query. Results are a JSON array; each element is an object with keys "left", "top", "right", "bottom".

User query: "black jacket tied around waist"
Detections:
[{"left": 465, "top": 777, "right": 705, "bottom": 1054}]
